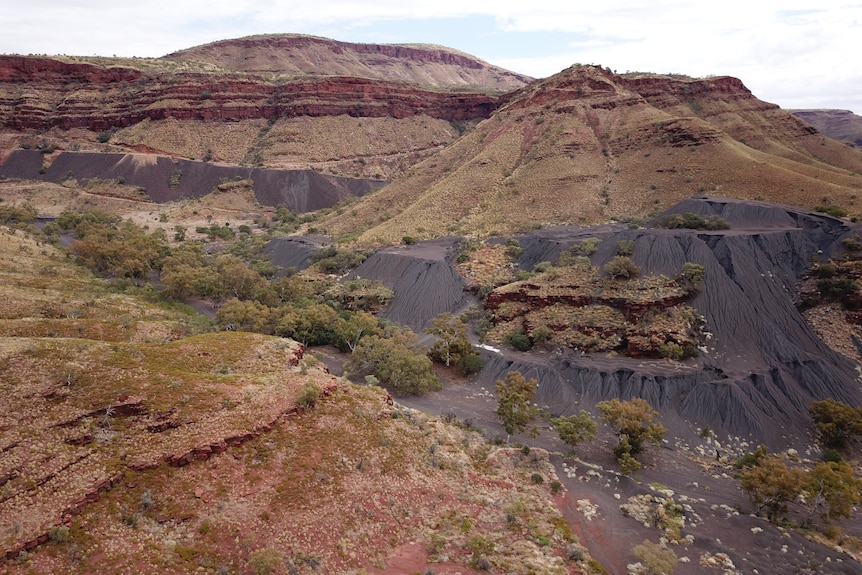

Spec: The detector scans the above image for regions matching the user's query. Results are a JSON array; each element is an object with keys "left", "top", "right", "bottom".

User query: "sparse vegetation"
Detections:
[
  {"left": 814, "top": 204, "right": 848, "bottom": 218},
  {"left": 653, "top": 212, "right": 730, "bottom": 230}
]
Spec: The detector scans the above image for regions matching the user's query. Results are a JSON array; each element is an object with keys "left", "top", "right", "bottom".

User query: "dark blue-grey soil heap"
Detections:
[
  {"left": 0, "top": 150, "right": 383, "bottom": 212},
  {"left": 267, "top": 196, "right": 860, "bottom": 448}
]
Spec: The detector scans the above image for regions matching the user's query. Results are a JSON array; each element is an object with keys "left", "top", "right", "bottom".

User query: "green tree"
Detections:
[
  {"left": 216, "top": 299, "right": 275, "bottom": 333},
  {"left": 70, "top": 219, "right": 167, "bottom": 283},
  {"left": 739, "top": 455, "right": 804, "bottom": 522},
  {"left": 810, "top": 398, "right": 862, "bottom": 450},
  {"left": 425, "top": 312, "right": 478, "bottom": 368},
  {"left": 596, "top": 398, "right": 666, "bottom": 474},
  {"left": 276, "top": 303, "right": 340, "bottom": 346},
  {"left": 345, "top": 328, "right": 441, "bottom": 395},
  {"left": 495, "top": 371, "right": 539, "bottom": 437},
  {"left": 802, "top": 460, "right": 862, "bottom": 526},
  {"left": 551, "top": 411, "right": 598, "bottom": 452},
  {"left": 334, "top": 311, "right": 382, "bottom": 353}
]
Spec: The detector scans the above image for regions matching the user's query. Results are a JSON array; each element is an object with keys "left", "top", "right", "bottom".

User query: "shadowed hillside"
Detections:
[{"left": 792, "top": 108, "right": 862, "bottom": 148}]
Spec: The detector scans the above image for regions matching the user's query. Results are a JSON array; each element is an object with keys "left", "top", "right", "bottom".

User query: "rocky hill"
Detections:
[
  {"left": 315, "top": 66, "right": 862, "bottom": 242},
  {"left": 791, "top": 108, "right": 862, "bottom": 148},
  {"left": 0, "top": 40, "right": 511, "bottom": 180},
  {"left": 163, "top": 34, "right": 533, "bottom": 90}
]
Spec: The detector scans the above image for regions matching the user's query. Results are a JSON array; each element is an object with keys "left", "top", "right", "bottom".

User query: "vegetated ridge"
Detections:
[{"left": 0, "top": 225, "right": 585, "bottom": 575}]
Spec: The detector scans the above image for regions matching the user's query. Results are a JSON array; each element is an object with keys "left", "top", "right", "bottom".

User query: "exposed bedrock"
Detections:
[{"left": 0, "top": 149, "right": 383, "bottom": 211}]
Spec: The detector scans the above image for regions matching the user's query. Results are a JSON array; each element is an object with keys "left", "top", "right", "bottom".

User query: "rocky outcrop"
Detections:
[
  {"left": 484, "top": 198, "right": 862, "bottom": 446},
  {"left": 0, "top": 150, "right": 383, "bottom": 210}
]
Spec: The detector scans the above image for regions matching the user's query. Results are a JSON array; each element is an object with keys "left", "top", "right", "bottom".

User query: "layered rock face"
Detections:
[
  {"left": 0, "top": 56, "right": 501, "bottom": 132},
  {"left": 486, "top": 197, "right": 862, "bottom": 447}
]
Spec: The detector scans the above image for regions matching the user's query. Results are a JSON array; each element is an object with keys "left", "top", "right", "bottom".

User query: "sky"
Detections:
[{"left": 1, "top": 1, "right": 860, "bottom": 113}]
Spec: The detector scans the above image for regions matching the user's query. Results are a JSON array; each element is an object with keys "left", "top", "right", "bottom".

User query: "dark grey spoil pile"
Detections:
[
  {"left": 476, "top": 197, "right": 862, "bottom": 447},
  {"left": 347, "top": 237, "right": 471, "bottom": 332},
  {"left": 0, "top": 150, "right": 384, "bottom": 212},
  {"left": 263, "top": 235, "right": 331, "bottom": 273},
  {"left": 267, "top": 196, "right": 860, "bottom": 447}
]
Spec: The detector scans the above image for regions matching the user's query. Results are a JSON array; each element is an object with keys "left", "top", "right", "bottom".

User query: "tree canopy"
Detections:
[
  {"left": 550, "top": 411, "right": 598, "bottom": 453},
  {"left": 495, "top": 371, "right": 539, "bottom": 437},
  {"left": 596, "top": 398, "right": 666, "bottom": 474},
  {"left": 810, "top": 398, "right": 862, "bottom": 450}
]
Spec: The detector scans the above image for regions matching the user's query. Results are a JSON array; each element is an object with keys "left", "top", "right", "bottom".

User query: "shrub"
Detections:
[
  {"left": 402, "top": 235, "right": 417, "bottom": 245},
  {"left": 678, "top": 262, "right": 705, "bottom": 285},
  {"left": 507, "top": 332, "right": 532, "bottom": 351},
  {"left": 815, "top": 205, "right": 848, "bottom": 218},
  {"left": 456, "top": 353, "right": 484, "bottom": 376},
  {"left": 654, "top": 212, "right": 730, "bottom": 230},
  {"left": 97, "top": 131, "right": 111, "bottom": 143},
  {"left": 816, "top": 262, "right": 838, "bottom": 278},
  {"left": 615, "top": 239, "right": 634, "bottom": 256},
  {"left": 603, "top": 256, "right": 640, "bottom": 280},
  {"left": 505, "top": 238, "right": 523, "bottom": 258},
  {"left": 817, "top": 278, "right": 858, "bottom": 302},
  {"left": 531, "top": 325, "right": 552, "bottom": 346},
  {"left": 842, "top": 236, "right": 862, "bottom": 251},
  {"left": 573, "top": 238, "right": 601, "bottom": 255},
  {"left": 248, "top": 548, "right": 282, "bottom": 575},
  {"left": 631, "top": 539, "right": 678, "bottom": 575},
  {"left": 48, "top": 525, "right": 69, "bottom": 544},
  {"left": 297, "top": 380, "right": 321, "bottom": 408},
  {"left": 533, "top": 261, "right": 553, "bottom": 273}
]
